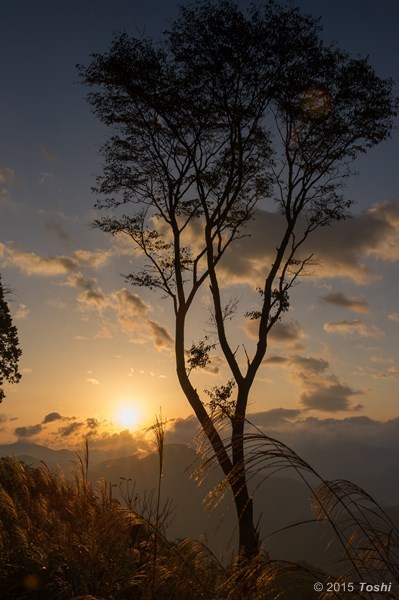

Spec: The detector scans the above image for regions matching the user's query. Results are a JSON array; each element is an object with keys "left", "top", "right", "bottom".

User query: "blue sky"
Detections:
[{"left": 1, "top": 0, "right": 399, "bottom": 463}]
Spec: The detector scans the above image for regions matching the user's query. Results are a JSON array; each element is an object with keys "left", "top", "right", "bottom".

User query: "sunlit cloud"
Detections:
[
  {"left": 320, "top": 291, "right": 369, "bottom": 313},
  {"left": 387, "top": 312, "right": 399, "bottom": 323},
  {"left": 0, "top": 243, "right": 112, "bottom": 276},
  {"left": 85, "top": 378, "right": 100, "bottom": 385},
  {"left": 323, "top": 320, "right": 384, "bottom": 338},
  {"left": 14, "top": 303, "right": 30, "bottom": 320}
]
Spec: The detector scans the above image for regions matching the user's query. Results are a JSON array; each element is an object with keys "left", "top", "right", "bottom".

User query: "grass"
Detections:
[{"left": 1, "top": 426, "right": 398, "bottom": 599}]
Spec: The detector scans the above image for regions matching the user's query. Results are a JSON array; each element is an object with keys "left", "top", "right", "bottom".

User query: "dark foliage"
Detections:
[{"left": 0, "top": 275, "right": 22, "bottom": 402}]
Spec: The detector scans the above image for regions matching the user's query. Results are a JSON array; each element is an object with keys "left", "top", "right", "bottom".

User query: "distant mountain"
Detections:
[
  {"left": 296, "top": 439, "right": 399, "bottom": 506},
  {"left": 90, "top": 444, "right": 338, "bottom": 566},
  {"left": 2, "top": 441, "right": 397, "bottom": 568},
  {"left": 0, "top": 442, "right": 75, "bottom": 466}
]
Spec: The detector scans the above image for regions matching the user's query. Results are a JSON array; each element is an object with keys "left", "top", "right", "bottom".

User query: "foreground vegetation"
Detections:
[{"left": 1, "top": 429, "right": 399, "bottom": 599}]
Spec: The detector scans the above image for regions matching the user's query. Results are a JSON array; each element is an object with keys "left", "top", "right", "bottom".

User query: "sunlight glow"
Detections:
[{"left": 115, "top": 405, "right": 140, "bottom": 430}]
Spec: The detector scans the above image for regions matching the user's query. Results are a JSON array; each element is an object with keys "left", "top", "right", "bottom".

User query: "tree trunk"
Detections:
[{"left": 232, "top": 476, "right": 260, "bottom": 559}]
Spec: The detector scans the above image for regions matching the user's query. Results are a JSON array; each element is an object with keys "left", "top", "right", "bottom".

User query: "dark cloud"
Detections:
[
  {"left": 166, "top": 415, "right": 200, "bottom": 445},
  {"left": 67, "top": 273, "right": 107, "bottom": 307},
  {"left": 320, "top": 291, "right": 369, "bottom": 313},
  {"left": 248, "top": 408, "right": 302, "bottom": 427},
  {"left": 218, "top": 201, "right": 399, "bottom": 286},
  {"left": 15, "top": 424, "right": 42, "bottom": 438},
  {"left": 245, "top": 318, "right": 305, "bottom": 347},
  {"left": 44, "top": 220, "right": 72, "bottom": 242},
  {"left": 86, "top": 417, "right": 99, "bottom": 430},
  {"left": 149, "top": 320, "right": 173, "bottom": 350},
  {"left": 290, "top": 355, "right": 329, "bottom": 374},
  {"left": 58, "top": 422, "right": 84, "bottom": 437},
  {"left": 300, "top": 382, "right": 363, "bottom": 412},
  {"left": 42, "top": 412, "right": 63, "bottom": 424},
  {"left": 264, "top": 353, "right": 362, "bottom": 413}
]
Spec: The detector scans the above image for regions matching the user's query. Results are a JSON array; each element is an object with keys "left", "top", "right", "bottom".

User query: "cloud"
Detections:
[
  {"left": 0, "top": 244, "right": 76, "bottom": 275},
  {"left": 14, "top": 304, "right": 30, "bottom": 320},
  {"left": 114, "top": 288, "right": 151, "bottom": 330},
  {"left": 248, "top": 408, "right": 302, "bottom": 427},
  {"left": 218, "top": 200, "right": 399, "bottom": 286},
  {"left": 57, "top": 421, "right": 84, "bottom": 437},
  {"left": 264, "top": 353, "right": 363, "bottom": 413},
  {"left": 300, "top": 382, "right": 362, "bottom": 412},
  {"left": 166, "top": 415, "right": 200, "bottom": 445},
  {"left": 38, "top": 145, "right": 59, "bottom": 161},
  {"left": 388, "top": 312, "right": 399, "bottom": 323},
  {"left": 244, "top": 318, "right": 305, "bottom": 348},
  {"left": 42, "top": 412, "right": 64, "bottom": 424},
  {"left": 148, "top": 320, "right": 173, "bottom": 350},
  {"left": 0, "top": 167, "right": 16, "bottom": 185},
  {"left": 0, "top": 243, "right": 111, "bottom": 276},
  {"left": 323, "top": 320, "right": 384, "bottom": 338},
  {"left": 0, "top": 188, "right": 13, "bottom": 209},
  {"left": 15, "top": 424, "right": 42, "bottom": 438},
  {"left": 320, "top": 291, "right": 369, "bottom": 313},
  {"left": 86, "top": 417, "right": 99, "bottom": 430},
  {"left": 38, "top": 172, "right": 54, "bottom": 186},
  {"left": 44, "top": 220, "right": 71, "bottom": 242},
  {"left": 66, "top": 273, "right": 107, "bottom": 307},
  {"left": 85, "top": 378, "right": 100, "bottom": 386}
]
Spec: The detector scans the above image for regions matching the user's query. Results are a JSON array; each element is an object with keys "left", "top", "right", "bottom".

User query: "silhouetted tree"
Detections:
[
  {"left": 79, "top": 0, "right": 397, "bottom": 559},
  {"left": 0, "top": 276, "right": 22, "bottom": 402}
]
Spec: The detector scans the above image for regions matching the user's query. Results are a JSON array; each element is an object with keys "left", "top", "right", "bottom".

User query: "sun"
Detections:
[{"left": 115, "top": 406, "right": 140, "bottom": 430}]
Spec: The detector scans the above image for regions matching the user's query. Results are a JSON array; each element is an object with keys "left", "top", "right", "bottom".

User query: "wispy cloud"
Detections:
[
  {"left": 0, "top": 243, "right": 111, "bottom": 276},
  {"left": 44, "top": 220, "right": 72, "bottom": 242},
  {"left": 323, "top": 320, "right": 384, "bottom": 338},
  {"left": 38, "top": 145, "right": 59, "bottom": 162},
  {"left": 14, "top": 304, "right": 30, "bottom": 320}
]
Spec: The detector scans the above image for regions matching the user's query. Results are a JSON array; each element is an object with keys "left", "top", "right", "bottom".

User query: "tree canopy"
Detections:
[
  {"left": 0, "top": 276, "right": 22, "bottom": 402},
  {"left": 79, "top": 0, "right": 397, "bottom": 558}
]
